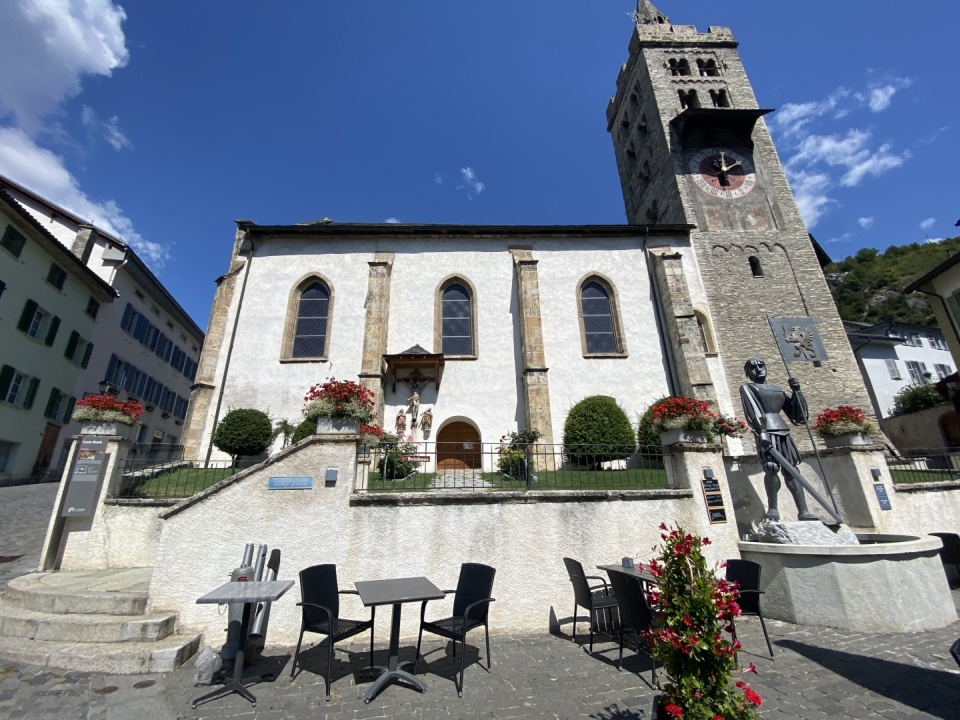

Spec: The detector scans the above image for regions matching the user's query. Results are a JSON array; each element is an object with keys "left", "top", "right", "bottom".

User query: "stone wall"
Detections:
[{"left": 144, "top": 437, "right": 741, "bottom": 644}]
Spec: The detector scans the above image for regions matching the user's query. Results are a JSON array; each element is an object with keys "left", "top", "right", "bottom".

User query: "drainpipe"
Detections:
[{"left": 205, "top": 234, "right": 255, "bottom": 464}]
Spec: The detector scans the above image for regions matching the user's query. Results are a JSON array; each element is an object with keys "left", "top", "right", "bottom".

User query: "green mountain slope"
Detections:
[{"left": 824, "top": 236, "right": 960, "bottom": 325}]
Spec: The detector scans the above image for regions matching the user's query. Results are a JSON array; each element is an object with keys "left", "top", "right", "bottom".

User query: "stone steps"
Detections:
[
  {"left": 0, "top": 568, "right": 201, "bottom": 674},
  {"left": 0, "top": 633, "right": 201, "bottom": 674},
  {"left": 0, "top": 599, "right": 177, "bottom": 643}
]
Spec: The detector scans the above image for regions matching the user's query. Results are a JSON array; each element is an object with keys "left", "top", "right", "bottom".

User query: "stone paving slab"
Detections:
[
  {"left": 0, "top": 482, "right": 59, "bottom": 592},
  {"left": 1, "top": 609, "right": 959, "bottom": 719}
]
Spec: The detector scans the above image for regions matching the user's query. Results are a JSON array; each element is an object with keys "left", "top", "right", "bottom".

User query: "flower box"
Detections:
[
  {"left": 660, "top": 428, "right": 710, "bottom": 446},
  {"left": 316, "top": 417, "right": 360, "bottom": 435},
  {"left": 822, "top": 432, "right": 872, "bottom": 448},
  {"left": 80, "top": 421, "right": 134, "bottom": 437}
]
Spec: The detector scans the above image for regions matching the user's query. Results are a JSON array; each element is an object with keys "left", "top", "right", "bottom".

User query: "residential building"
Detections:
[
  {"left": 0, "top": 177, "right": 204, "bottom": 477},
  {"left": 0, "top": 190, "right": 115, "bottom": 481},
  {"left": 844, "top": 321, "right": 955, "bottom": 419}
]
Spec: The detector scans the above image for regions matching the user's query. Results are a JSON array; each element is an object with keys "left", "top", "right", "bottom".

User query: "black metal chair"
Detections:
[
  {"left": 289, "top": 564, "right": 376, "bottom": 700},
  {"left": 413, "top": 562, "right": 496, "bottom": 697},
  {"left": 563, "top": 557, "right": 620, "bottom": 653},
  {"left": 605, "top": 568, "right": 657, "bottom": 681},
  {"left": 725, "top": 559, "right": 774, "bottom": 658},
  {"left": 930, "top": 532, "right": 960, "bottom": 581}
]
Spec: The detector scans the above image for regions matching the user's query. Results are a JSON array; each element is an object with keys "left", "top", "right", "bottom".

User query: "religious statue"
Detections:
[
  {"left": 739, "top": 358, "right": 818, "bottom": 522},
  {"left": 407, "top": 391, "right": 420, "bottom": 428},
  {"left": 419, "top": 408, "right": 433, "bottom": 436},
  {"left": 395, "top": 409, "right": 407, "bottom": 435}
]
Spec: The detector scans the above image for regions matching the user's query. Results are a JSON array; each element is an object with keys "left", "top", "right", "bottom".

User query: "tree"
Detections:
[
  {"left": 213, "top": 408, "right": 273, "bottom": 465},
  {"left": 563, "top": 395, "right": 636, "bottom": 469}
]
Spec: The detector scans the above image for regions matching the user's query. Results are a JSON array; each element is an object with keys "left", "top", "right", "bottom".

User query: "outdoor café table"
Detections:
[
  {"left": 354, "top": 576, "right": 445, "bottom": 703},
  {"left": 191, "top": 579, "right": 294, "bottom": 709},
  {"left": 597, "top": 564, "right": 658, "bottom": 588}
]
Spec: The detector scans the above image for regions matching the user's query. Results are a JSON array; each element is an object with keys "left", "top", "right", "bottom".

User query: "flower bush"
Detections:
[
  {"left": 377, "top": 433, "right": 419, "bottom": 480},
  {"left": 360, "top": 423, "right": 384, "bottom": 446},
  {"left": 643, "top": 524, "right": 761, "bottom": 720},
  {"left": 651, "top": 397, "right": 747, "bottom": 441},
  {"left": 497, "top": 428, "right": 541, "bottom": 478},
  {"left": 72, "top": 394, "right": 143, "bottom": 426},
  {"left": 813, "top": 406, "right": 874, "bottom": 438},
  {"left": 303, "top": 378, "right": 374, "bottom": 423}
]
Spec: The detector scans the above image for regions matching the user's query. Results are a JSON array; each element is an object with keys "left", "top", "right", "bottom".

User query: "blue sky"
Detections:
[{"left": 0, "top": 1, "right": 957, "bottom": 329}]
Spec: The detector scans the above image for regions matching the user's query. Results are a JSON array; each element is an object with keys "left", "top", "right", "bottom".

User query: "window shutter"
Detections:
[
  {"left": 0, "top": 365, "right": 13, "bottom": 400},
  {"left": 121, "top": 303, "right": 134, "bottom": 331},
  {"left": 24, "top": 377, "right": 40, "bottom": 409},
  {"left": 81, "top": 342, "right": 94, "bottom": 369},
  {"left": 17, "top": 299, "right": 38, "bottom": 332},
  {"left": 65, "top": 331, "right": 80, "bottom": 361},
  {"left": 44, "top": 316, "right": 61, "bottom": 346},
  {"left": 64, "top": 396, "right": 77, "bottom": 423},
  {"left": 44, "top": 388, "right": 59, "bottom": 419}
]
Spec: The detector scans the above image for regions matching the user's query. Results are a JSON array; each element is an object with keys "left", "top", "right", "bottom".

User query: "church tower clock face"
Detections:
[{"left": 689, "top": 148, "right": 757, "bottom": 200}]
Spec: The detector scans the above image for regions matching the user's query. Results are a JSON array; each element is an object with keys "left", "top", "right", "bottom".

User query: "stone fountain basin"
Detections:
[{"left": 739, "top": 534, "right": 957, "bottom": 632}]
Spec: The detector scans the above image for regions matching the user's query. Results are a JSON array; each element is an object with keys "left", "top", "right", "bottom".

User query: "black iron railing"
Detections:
[
  {"left": 359, "top": 442, "right": 666, "bottom": 493},
  {"left": 116, "top": 454, "right": 247, "bottom": 499},
  {"left": 885, "top": 448, "right": 960, "bottom": 485}
]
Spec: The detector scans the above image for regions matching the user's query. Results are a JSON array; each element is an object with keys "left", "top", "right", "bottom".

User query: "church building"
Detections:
[{"left": 184, "top": 1, "right": 873, "bottom": 465}]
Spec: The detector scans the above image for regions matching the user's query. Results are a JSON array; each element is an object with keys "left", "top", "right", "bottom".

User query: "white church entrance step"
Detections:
[
  {"left": 0, "top": 567, "right": 200, "bottom": 673},
  {"left": 0, "top": 632, "right": 202, "bottom": 674},
  {"left": 0, "top": 598, "right": 177, "bottom": 643},
  {"left": 4, "top": 568, "right": 152, "bottom": 615}
]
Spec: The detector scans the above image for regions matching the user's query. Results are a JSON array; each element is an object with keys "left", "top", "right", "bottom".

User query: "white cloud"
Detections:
[
  {"left": 771, "top": 80, "right": 913, "bottom": 228},
  {"left": 925, "top": 237, "right": 945, "bottom": 244},
  {"left": 0, "top": 127, "right": 169, "bottom": 267},
  {"left": 784, "top": 169, "right": 833, "bottom": 229},
  {"left": 0, "top": 3, "right": 166, "bottom": 268},
  {"left": 854, "top": 78, "right": 912, "bottom": 113},
  {"left": 920, "top": 217, "right": 936, "bottom": 230},
  {"left": 0, "top": 1, "right": 129, "bottom": 131},
  {"left": 384, "top": 217, "right": 399, "bottom": 224},
  {"left": 858, "top": 217, "right": 873, "bottom": 229},
  {"left": 81, "top": 105, "right": 131, "bottom": 151},
  {"left": 434, "top": 172, "right": 443, "bottom": 186},
  {"left": 771, "top": 89, "right": 848, "bottom": 138},
  {"left": 457, "top": 166, "right": 485, "bottom": 199}
]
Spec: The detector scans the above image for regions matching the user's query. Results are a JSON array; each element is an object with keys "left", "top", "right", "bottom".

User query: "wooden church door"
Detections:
[{"left": 435, "top": 422, "right": 481, "bottom": 470}]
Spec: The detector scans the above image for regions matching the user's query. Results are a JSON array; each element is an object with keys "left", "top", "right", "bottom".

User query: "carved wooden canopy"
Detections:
[{"left": 383, "top": 345, "right": 444, "bottom": 392}]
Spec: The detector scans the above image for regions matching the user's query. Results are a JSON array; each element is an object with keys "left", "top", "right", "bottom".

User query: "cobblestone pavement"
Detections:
[
  {"left": 0, "top": 600, "right": 959, "bottom": 720},
  {"left": 2, "top": 485, "right": 960, "bottom": 719},
  {"left": 0, "top": 481, "right": 59, "bottom": 592}
]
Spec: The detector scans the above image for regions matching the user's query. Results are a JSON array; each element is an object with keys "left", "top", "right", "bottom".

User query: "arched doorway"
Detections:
[{"left": 436, "top": 421, "right": 481, "bottom": 470}]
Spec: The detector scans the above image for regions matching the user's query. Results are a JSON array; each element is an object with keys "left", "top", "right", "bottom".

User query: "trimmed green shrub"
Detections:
[
  {"left": 213, "top": 408, "right": 273, "bottom": 465},
  {"left": 892, "top": 382, "right": 948, "bottom": 415},
  {"left": 563, "top": 396, "right": 636, "bottom": 469},
  {"left": 291, "top": 417, "right": 317, "bottom": 445},
  {"left": 637, "top": 398, "right": 668, "bottom": 449}
]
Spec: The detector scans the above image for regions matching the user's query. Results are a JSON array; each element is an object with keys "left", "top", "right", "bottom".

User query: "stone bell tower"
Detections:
[{"left": 607, "top": 1, "right": 874, "bottom": 442}]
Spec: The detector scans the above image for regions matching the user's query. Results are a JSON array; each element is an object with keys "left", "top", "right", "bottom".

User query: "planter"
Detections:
[
  {"left": 660, "top": 428, "right": 709, "bottom": 446},
  {"left": 316, "top": 417, "right": 360, "bottom": 435},
  {"left": 821, "top": 431, "right": 872, "bottom": 448},
  {"left": 80, "top": 421, "right": 135, "bottom": 437}
]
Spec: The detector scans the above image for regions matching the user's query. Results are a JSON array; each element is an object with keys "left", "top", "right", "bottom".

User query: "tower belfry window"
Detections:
[
  {"left": 668, "top": 58, "right": 692, "bottom": 77},
  {"left": 697, "top": 59, "right": 720, "bottom": 77},
  {"left": 678, "top": 89, "right": 700, "bottom": 109},
  {"left": 749, "top": 256, "right": 763, "bottom": 278},
  {"left": 710, "top": 89, "right": 730, "bottom": 108}
]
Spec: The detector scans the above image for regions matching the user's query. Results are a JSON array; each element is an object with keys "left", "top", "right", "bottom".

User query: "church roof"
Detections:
[{"left": 235, "top": 221, "right": 693, "bottom": 240}]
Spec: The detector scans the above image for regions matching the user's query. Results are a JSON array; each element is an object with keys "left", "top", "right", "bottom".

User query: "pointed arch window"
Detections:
[
  {"left": 578, "top": 277, "right": 627, "bottom": 356},
  {"left": 282, "top": 276, "right": 333, "bottom": 361},
  {"left": 437, "top": 279, "right": 476, "bottom": 357}
]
